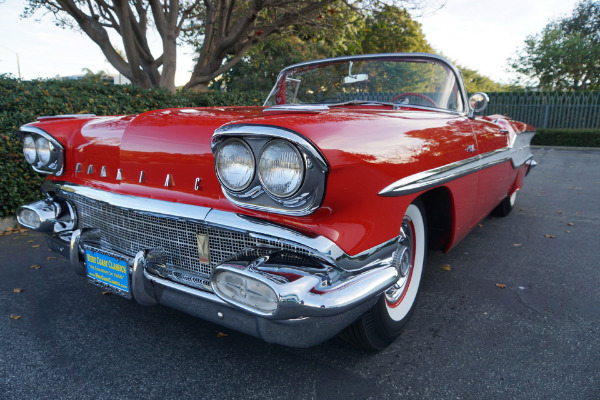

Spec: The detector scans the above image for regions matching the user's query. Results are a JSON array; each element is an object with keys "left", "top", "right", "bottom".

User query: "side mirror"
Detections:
[{"left": 468, "top": 92, "right": 489, "bottom": 118}]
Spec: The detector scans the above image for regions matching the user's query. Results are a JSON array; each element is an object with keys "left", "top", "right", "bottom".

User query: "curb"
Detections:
[{"left": 1, "top": 217, "right": 18, "bottom": 232}]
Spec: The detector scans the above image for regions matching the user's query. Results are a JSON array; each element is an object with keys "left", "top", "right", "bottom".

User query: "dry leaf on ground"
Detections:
[
  {"left": 46, "top": 257, "right": 56, "bottom": 260},
  {"left": 544, "top": 234, "right": 555, "bottom": 238},
  {"left": 477, "top": 224, "right": 484, "bottom": 228},
  {"left": 10, "top": 315, "right": 22, "bottom": 320},
  {"left": 30, "top": 264, "right": 41, "bottom": 269},
  {"left": 13, "top": 288, "right": 23, "bottom": 293},
  {"left": 31, "top": 245, "right": 40, "bottom": 248},
  {"left": 101, "top": 291, "right": 112, "bottom": 296},
  {"left": 441, "top": 265, "right": 451, "bottom": 271},
  {"left": 216, "top": 332, "right": 229, "bottom": 338},
  {"left": 513, "top": 243, "right": 522, "bottom": 247},
  {"left": 567, "top": 222, "right": 574, "bottom": 226},
  {"left": 495, "top": 283, "right": 507, "bottom": 289}
]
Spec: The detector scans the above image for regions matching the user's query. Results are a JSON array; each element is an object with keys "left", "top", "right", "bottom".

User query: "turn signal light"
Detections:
[{"left": 212, "top": 270, "right": 278, "bottom": 314}]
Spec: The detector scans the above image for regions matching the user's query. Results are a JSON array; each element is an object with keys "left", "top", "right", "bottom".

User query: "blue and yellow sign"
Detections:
[{"left": 86, "top": 250, "right": 129, "bottom": 292}]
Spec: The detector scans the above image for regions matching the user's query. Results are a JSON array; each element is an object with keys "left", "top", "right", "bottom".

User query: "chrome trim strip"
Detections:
[
  {"left": 144, "top": 268, "right": 229, "bottom": 305},
  {"left": 44, "top": 181, "right": 212, "bottom": 222},
  {"left": 379, "top": 131, "right": 535, "bottom": 197},
  {"left": 37, "top": 114, "right": 96, "bottom": 120}
]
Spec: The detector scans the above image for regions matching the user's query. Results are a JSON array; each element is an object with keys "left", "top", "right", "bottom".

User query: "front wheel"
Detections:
[{"left": 340, "top": 200, "right": 427, "bottom": 350}]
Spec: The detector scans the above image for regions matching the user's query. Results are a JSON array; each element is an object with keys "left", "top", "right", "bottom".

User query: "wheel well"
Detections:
[{"left": 419, "top": 187, "right": 452, "bottom": 251}]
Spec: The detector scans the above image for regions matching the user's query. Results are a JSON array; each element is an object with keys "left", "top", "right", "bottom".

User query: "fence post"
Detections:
[{"left": 543, "top": 105, "right": 550, "bottom": 129}]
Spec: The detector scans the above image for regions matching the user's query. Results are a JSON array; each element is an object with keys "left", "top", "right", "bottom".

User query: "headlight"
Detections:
[
  {"left": 35, "top": 136, "right": 52, "bottom": 165},
  {"left": 258, "top": 140, "right": 304, "bottom": 198},
  {"left": 215, "top": 138, "right": 255, "bottom": 191},
  {"left": 23, "top": 135, "right": 37, "bottom": 164},
  {"left": 19, "top": 127, "right": 64, "bottom": 175}
]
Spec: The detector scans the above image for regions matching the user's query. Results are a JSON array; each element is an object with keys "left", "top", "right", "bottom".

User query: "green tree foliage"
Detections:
[
  {"left": 215, "top": 5, "right": 503, "bottom": 93},
  {"left": 460, "top": 66, "right": 507, "bottom": 93},
  {"left": 510, "top": 0, "right": 600, "bottom": 90},
  {"left": 361, "top": 5, "right": 433, "bottom": 54}
]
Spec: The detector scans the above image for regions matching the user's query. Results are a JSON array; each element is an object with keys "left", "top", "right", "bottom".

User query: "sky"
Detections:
[{"left": 0, "top": 0, "right": 581, "bottom": 87}]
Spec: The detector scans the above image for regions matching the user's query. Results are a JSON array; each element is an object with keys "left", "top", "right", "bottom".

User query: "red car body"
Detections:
[{"left": 17, "top": 54, "right": 535, "bottom": 349}]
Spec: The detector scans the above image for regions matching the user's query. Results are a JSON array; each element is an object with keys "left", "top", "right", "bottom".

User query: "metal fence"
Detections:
[{"left": 483, "top": 92, "right": 600, "bottom": 129}]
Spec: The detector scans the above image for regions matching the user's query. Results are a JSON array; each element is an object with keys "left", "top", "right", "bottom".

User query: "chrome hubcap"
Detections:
[{"left": 385, "top": 222, "right": 413, "bottom": 304}]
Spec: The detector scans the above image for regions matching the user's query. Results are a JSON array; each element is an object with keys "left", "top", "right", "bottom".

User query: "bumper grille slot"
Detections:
[{"left": 61, "top": 192, "right": 313, "bottom": 291}]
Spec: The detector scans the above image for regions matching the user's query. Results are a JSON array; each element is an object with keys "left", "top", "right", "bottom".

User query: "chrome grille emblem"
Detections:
[{"left": 196, "top": 233, "right": 210, "bottom": 264}]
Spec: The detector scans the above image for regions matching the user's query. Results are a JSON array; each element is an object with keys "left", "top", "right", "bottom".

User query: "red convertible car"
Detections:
[{"left": 17, "top": 53, "right": 535, "bottom": 349}]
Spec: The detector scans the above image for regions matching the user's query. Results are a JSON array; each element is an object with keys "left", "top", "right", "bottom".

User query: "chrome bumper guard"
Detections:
[{"left": 19, "top": 187, "right": 402, "bottom": 347}]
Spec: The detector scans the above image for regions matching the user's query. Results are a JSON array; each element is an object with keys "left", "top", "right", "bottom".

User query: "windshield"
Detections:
[{"left": 265, "top": 56, "right": 464, "bottom": 112}]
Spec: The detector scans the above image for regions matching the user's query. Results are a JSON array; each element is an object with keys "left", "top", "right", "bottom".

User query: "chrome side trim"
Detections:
[
  {"left": 379, "top": 155, "right": 479, "bottom": 196},
  {"left": 379, "top": 131, "right": 536, "bottom": 197},
  {"left": 37, "top": 114, "right": 96, "bottom": 120}
]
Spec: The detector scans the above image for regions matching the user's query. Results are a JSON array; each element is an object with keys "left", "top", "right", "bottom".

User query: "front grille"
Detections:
[{"left": 61, "top": 192, "right": 314, "bottom": 291}]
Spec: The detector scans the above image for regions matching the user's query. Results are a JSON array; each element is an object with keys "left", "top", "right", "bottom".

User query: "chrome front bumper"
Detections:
[{"left": 20, "top": 182, "right": 403, "bottom": 347}]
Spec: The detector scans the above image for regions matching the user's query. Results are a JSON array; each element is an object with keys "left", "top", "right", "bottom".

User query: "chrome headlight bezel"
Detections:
[
  {"left": 211, "top": 125, "right": 329, "bottom": 216},
  {"left": 19, "top": 126, "right": 65, "bottom": 176}
]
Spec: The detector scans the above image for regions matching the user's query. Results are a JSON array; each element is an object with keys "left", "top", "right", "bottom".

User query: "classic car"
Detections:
[{"left": 16, "top": 53, "right": 536, "bottom": 349}]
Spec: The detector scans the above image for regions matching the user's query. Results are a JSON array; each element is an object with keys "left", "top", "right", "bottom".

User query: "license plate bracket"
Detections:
[{"left": 85, "top": 247, "right": 131, "bottom": 296}]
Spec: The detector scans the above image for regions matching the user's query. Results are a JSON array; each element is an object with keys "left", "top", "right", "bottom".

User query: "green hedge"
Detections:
[
  {"left": 3, "top": 76, "right": 599, "bottom": 219},
  {"left": 0, "top": 75, "right": 267, "bottom": 218},
  {"left": 532, "top": 129, "right": 600, "bottom": 147}
]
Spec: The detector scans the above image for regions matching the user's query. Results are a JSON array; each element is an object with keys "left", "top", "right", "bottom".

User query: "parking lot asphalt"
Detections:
[{"left": 1, "top": 147, "right": 599, "bottom": 400}]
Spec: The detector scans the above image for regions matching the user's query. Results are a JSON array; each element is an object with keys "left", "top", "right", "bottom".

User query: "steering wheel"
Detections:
[{"left": 391, "top": 92, "right": 438, "bottom": 107}]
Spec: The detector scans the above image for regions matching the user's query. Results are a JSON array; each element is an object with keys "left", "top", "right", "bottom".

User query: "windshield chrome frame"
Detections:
[{"left": 264, "top": 53, "right": 468, "bottom": 115}]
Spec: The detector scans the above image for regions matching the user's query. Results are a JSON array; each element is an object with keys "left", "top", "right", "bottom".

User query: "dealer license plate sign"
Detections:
[{"left": 85, "top": 249, "right": 130, "bottom": 292}]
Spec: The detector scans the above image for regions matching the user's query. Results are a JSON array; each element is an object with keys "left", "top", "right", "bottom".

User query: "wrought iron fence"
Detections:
[{"left": 483, "top": 92, "right": 600, "bottom": 129}]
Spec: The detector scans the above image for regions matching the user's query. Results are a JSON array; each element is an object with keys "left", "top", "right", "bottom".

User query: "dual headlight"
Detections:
[
  {"left": 20, "top": 128, "right": 64, "bottom": 175},
  {"left": 212, "top": 126, "right": 329, "bottom": 216},
  {"left": 216, "top": 138, "right": 305, "bottom": 198}
]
